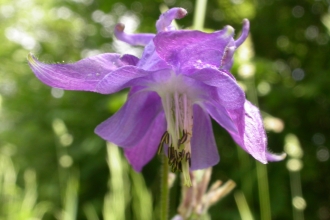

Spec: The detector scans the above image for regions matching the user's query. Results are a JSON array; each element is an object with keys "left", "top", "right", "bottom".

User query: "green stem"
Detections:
[
  {"left": 193, "top": 0, "right": 208, "bottom": 31},
  {"left": 256, "top": 162, "right": 271, "bottom": 220},
  {"left": 160, "top": 155, "right": 169, "bottom": 220}
]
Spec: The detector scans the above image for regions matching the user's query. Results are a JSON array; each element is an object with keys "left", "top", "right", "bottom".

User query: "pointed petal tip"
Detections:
[
  {"left": 156, "top": 7, "right": 188, "bottom": 32},
  {"left": 27, "top": 53, "right": 37, "bottom": 66},
  {"left": 176, "top": 7, "right": 187, "bottom": 19},
  {"left": 243, "top": 18, "right": 250, "bottom": 25},
  {"left": 165, "top": 7, "right": 187, "bottom": 19},
  {"left": 115, "top": 23, "right": 125, "bottom": 32},
  {"left": 267, "top": 152, "right": 287, "bottom": 162},
  {"left": 242, "top": 19, "right": 250, "bottom": 36},
  {"left": 235, "top": 18, "right": 250, "bottom": 47}
]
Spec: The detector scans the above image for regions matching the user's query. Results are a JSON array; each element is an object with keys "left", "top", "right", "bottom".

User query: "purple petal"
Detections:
[
  {"left": 124, "top": 112, "right": 166, "bottom": 172},
  {"left": 97, "top": 67, "right": 179, "bottom": 95},
  {"left": 153, "top": 26, "right": 235, "bottom": 72},
  {"left": 94, "top": 90, "right": 163, "bottom": 147},
  {"left": 190, "top": 105, "right": 219, "bottom": 170},
  {"left": 202, "top": 94, "right": 245, "bottom": 156},
  {"left": 28, "top": 53, "right": 139, "bottom": 92},
  {"left": 137, "top": 42, "right": 171, "bottom": 71},
  {"left": 266, "top": 152, "right": 287, "bottom": 161},
  {"left": 188, "top": 68, "right": 245, "bottom": 110},
  {"left": 120, "top": 54, "right": 140, "bottom": 66},
  {"left": 205, "top": 97, "right": 277, "bottom": 164},
  {"left": 156, "top": 7, "right": 187, "bottom": 32},
  {"left": 220, "top": 43, "right": 236, "bottom": 70},
  {"left": 95, "top": 66, "right": 149, "bottom": 94},
  {"left": 203, "top": 101, "right": 241, "bottom": 143},
  {"left": 114, "top": 23, "right": 155, "bottom": 46},
  {"left": 235, "top": 19, "right": 250, "bottom": 47},
  {"left": 242, "top": 100, "right": 267, "bottom": 163}
]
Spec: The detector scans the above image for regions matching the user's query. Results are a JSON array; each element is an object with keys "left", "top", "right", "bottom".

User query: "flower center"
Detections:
[
  {"left": 149, "top": 72, "right": 197, "bottom": 187},
  {"left": 158, "top": 91, "right": 194, "bottom": 187}
]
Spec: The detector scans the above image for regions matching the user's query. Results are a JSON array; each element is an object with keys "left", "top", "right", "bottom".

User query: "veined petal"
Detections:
[
  {"left": 137, "top": 42, "right": 171, "bottom": 71},
  {"left": 124, "top": 112, "right": 166, "bottom": 172},
  {"left": 95, "top": 66, "right": 149, "bottom": 94},
  {"left": 28, "top": 53, "right": 139, "bottom": 92},
  {"left": 153, "top": 26, "right": 235, "bottom": 71},
  {"left": 190, "top": 105, "right": 219, "bottom": 170},
  {"left": 242, "top": 100, "right": 267, "bottom": 163},
  {"left": 188, "top": 68, "right": 245, "bottom": 110},
  {"left": 243, "top": 100, "right": 286, "bottom": 162},
  {"left": 205, "top": 97, "right": 278, "bottom": 164},
  {"left": 95, "top": 90, "right": 163, "bottom": 147},
  {"left": 202, "top": 100, "right": 241, "bottom": 145}
]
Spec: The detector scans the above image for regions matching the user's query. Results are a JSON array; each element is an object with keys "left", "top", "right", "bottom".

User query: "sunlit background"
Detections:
[{"left": 0, "top": 0, "right": 330, "bottom": 219}]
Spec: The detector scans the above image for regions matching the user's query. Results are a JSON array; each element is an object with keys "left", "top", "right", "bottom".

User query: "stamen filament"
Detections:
[
  {"left": 155, "top": 73, "right": 194, "bottom": 186},
  {"left": 183, "top": 94, "right": 187, "bottom": 131},
  {"left": 174, "top": 91, "right": 180, "bottom": 143}
]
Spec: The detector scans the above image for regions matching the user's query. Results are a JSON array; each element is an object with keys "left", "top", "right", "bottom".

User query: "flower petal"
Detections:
[
  {"left": 235, "top": 19, "right": 250, "bottom": 47},
  {"left": 94, "top": 90, "right": 163, "bottom": 147},
  {"left": 114, "top": 23, "right": 155, "bottom": 46},
  {"left": 28, "top": 53, "right": 139, "bottom": 92},
  {"left": 266, "top": 152, "right": 287, "bottom": 161},
  {"left": 153, "top": 26, "right": 235, "bottom": 71},
  {"left": 190, "top": 105, "right": 219, "bottom": 170},
  {"left": 156, "top": 7, "right": 187, "bottom": 32},
  {"left": 242, "top": 100, "right": 267, "bottom": 163},
  {"left": 124, "top": 112, "right": 166, "bottom": 172},
  {"left": 205, "top": 98, "right": 277, "bottom": 164},
  {"left": 202, "top": 100, "right": 241, "bottom": 143},
  {"left": 95, "top": 66, "right": 149, "bottom": 94},
  {"left": 188, "top": 68, "right": 245, "bottom": 110},
  {"left": 137, "top": 42, "right": 171, "bottom": 71}
]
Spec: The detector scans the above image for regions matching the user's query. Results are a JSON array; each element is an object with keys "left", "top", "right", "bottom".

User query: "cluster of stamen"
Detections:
[
  {"left": 154, "top": 74, "right": 194, "bottom": 186},
  {"left": 158, "top": 130, "right": 192, "bottom": 172}
]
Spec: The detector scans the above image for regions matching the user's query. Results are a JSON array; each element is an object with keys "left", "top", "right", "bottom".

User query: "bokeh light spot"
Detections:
[
  {"left": 263, "top": 116, "right": 284, "bottom": 133},
  {"left": 287, "top": 158, "right": 303, "bottom": 172},
  {"left": 60, "top": 134, "right": 74, "bottom": 147},
  {"left": 59, "top": 155, "right": 73, "bottom": 168},
  {"left": 238, "top": 63, "right": 255, "bottom": 78},
  {"left": 316, "top": 147, "right": 329, "bottom": 162},
  {"left": 292, "top": 68, "right": 304, "bottom": 81},
  {"left": 305, "top": 25, "right": 319, "bottom": 40},
  {"left": 284, "top": 134, "right": 303, "bottom": 158},
  {"left": 318, "top": 207, "right": 330, "bottom": 220},
  {"left": 51, "top": 88, "right": 64, "bottom": 98},
  {"left": 292, "top": 196, "right": 306, "bottom": 210},
  {"left": 0, "top": 5, "right": 15, "bottom": 18},
  {"left": 257, "top": 81, "right": 271, "bottom": 96},
  {"left": 292, "top": 6, "right": 304, "bottom": 18},
  {"left": 312, "top": 133, "right": 325, "bottom": 145},
  {"left": 92, "top": 10, "right": 104, "bottom": 23},
  {"left": 277, "top": 35, "right": 290, "bottom": 48},
  {"left": 131, "top": 2, "right": 143, "bottom": 13}
]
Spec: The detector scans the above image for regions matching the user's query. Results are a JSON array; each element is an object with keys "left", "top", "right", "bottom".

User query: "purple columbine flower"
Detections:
[{"left": 28, "top": 8, "right": 285, "bottom": 186}]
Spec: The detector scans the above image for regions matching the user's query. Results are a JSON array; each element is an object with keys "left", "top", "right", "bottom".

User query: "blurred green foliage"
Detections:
[{"left": 0, "top": 0, "right": 330, "bottom": 219}]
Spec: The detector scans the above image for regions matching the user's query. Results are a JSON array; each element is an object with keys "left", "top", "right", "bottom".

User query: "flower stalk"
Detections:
[
  {"left": 160, "top": 155, "right": 169, "bottom": 220},
  {"left": 193, "top": 0, "right": 208, "bottom": 31}
]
